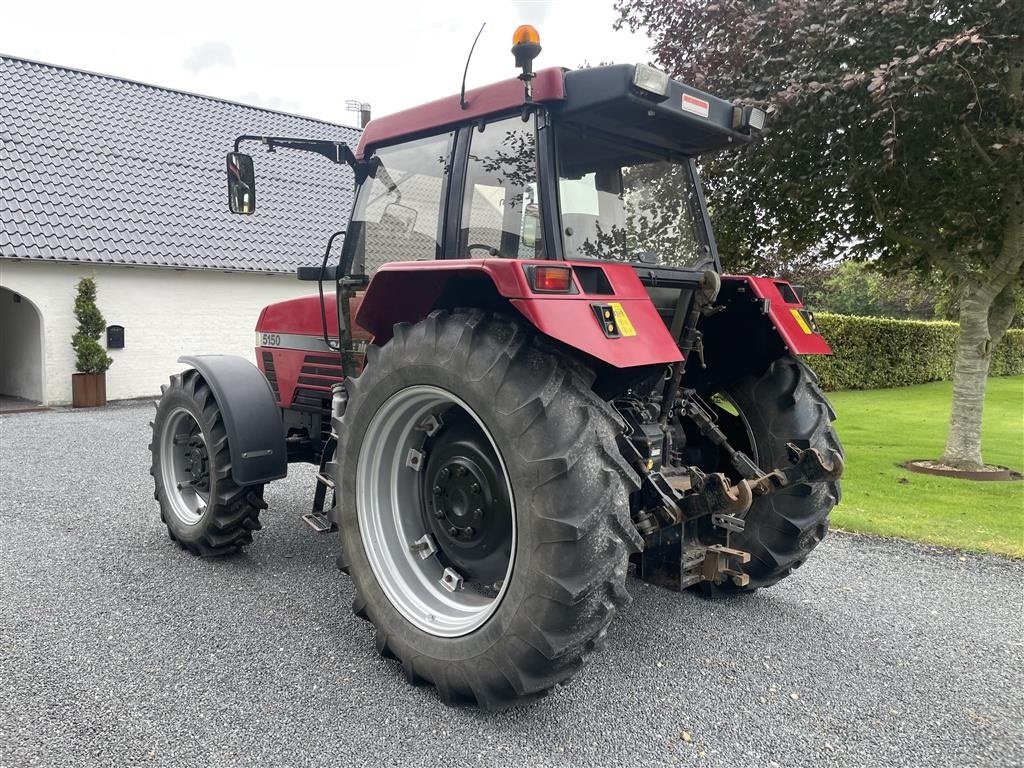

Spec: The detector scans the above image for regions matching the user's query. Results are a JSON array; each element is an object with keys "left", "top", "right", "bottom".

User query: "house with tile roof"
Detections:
[{"left": 0, "top": 55, "right": 360, "bottom": 407}]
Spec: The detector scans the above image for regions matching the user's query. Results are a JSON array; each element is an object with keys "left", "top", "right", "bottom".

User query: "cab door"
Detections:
[
  {"left": 342, "top": 130, "right": 457, "bottom": 276},
  {"left": 446, "top": 113, "right": 545, "bottom": 260}
]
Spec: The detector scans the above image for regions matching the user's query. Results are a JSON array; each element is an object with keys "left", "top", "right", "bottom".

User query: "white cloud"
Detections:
[{"left": 183, "top": 40, "right": 235, "bottom": 74}]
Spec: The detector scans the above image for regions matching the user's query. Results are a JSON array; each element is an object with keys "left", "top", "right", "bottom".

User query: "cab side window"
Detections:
[
  {"left": 459, "top": 116, "right": 542, "bottom": 259},
  {"left": 349, "top": 131, "right": 453, "bottom": 274}
]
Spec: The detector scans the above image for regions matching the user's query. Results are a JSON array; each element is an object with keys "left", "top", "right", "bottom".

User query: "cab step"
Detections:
[{"left": 302, "top": 512, "right": 335, "bottom": 533}]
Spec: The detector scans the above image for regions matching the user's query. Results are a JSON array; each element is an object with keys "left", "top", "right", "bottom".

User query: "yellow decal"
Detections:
[
  {"left": 609, "top": 302, "right": 637, "bottom": 337},
  {"left": 790, "top": 308, "right": 813, "bottom": 334}
]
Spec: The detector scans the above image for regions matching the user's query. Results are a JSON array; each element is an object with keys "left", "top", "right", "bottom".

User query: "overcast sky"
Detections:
[{"left": 2, "top": 0, "right": 653, "bottom": 127}]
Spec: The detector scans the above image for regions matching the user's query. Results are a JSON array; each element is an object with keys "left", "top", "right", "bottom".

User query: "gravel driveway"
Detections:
[{"left": 1, "top": 401, "right": 1021, "bottom": 768}]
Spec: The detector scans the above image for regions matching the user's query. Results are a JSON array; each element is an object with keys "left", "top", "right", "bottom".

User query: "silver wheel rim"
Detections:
[
  {"left": 159, "top": 406, "right": 211, "bottom": 526},
  {"left": 356, "top": 385, "right": 516, "bottom": 638}
]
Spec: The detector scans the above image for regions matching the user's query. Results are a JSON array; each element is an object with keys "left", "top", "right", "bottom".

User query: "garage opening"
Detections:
[{"left": 0, "top": 287, "right": 45, "bottom": 411}]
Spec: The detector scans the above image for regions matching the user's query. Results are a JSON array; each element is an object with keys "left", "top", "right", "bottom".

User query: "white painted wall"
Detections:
[
  {"left": 0, "top": 260, "right": 318, "bottom": 405},
  {"left": 0, "top": 287, "right": 44, "bottom": 401}
]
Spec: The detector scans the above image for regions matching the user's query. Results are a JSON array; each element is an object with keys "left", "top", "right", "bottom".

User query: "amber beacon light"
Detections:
[
  {"left": 511, "top": 25, "right": 542, "bottom": 100},
  {"left": 512, "top": 24, "right": 540, "bottom": 46}
]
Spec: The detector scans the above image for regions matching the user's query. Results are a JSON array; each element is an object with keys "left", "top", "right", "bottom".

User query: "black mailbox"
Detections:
[{"left": 107, "top": 325, "right": 124, "bottom": 349}]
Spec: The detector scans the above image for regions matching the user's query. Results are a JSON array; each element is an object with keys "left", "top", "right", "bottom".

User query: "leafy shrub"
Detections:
[
  {"left": 807, "top": 313, "right": 1023, "bottom": 391},
  {"left": 71, "top": 277, "right": 113, "bottom": 374},
  {"left": 991, "top": 328, "right": 1024, "bottom": 377}
]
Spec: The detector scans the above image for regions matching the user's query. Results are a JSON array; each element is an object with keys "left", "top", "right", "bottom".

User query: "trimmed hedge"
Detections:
[{"left": 806, "top": 312, "right": 1024, "bottom": 391}]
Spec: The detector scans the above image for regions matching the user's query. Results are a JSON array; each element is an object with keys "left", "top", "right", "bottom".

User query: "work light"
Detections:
[
  {"left": 632, "top": 63, "right": 670, "bottom": 98},
  {"left": 732, "top": 105, "right": 768, "bottom": 133}
]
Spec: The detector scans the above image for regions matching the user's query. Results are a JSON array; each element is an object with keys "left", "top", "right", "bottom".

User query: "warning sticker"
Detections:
[
  {"left": 681, "top": 93, "right": 710, "bottom": 118},
  {"left": 609, "top": 302, "right": 637, "bottom": 337}
]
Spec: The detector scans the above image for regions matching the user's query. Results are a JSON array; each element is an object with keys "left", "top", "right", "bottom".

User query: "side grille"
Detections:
[
  {"left": 261, "top": 351, "right": 280, "bottom": 400},
  {"left": 298, "top": 354, "right": 345, "bottom": 389},
  {"left": 294, "top": 353, "right": 344, "bottom": 415}
]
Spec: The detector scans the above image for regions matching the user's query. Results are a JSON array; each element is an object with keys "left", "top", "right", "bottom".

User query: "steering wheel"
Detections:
[{"left": 466, "top": 243, "right": 500, "bottom": 257}]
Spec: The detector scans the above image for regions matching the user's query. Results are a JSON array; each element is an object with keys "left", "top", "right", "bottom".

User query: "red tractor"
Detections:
[{"left": 151, "top": 27, "right": 842, "bottom": 708}]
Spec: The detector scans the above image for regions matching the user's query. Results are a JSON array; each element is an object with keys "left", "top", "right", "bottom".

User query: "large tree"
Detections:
[{"left": 616, "top": 0, "right": 1023, "bottom": 469}]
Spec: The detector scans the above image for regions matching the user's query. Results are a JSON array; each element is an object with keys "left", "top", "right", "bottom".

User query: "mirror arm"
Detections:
[{"left": 233, "top": 135, "right": 359, "bottom": 168}]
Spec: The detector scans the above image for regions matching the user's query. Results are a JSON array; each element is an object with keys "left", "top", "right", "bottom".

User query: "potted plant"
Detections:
[{"left": 71, "top": 277, "right": 113, "bottom": 407}]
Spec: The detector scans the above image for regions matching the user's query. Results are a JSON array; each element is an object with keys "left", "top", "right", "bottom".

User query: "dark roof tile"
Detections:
[{"left": 0, "top": 55, "right": 360, "bottom": 274}]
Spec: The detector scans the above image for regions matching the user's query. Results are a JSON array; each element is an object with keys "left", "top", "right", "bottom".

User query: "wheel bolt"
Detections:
[
  {"left": 432, "top": 485, "right": 442, "bottom": 495},
  {"left": 456, "top": 466, "right": 467, "bottom": 477},
  {"left": 472, "top": 508, "right": 483, "bottom": 521},
  {"left": 439, "top": 468, "right": 450, "bottom": 479},
  {"left": 448, "top": 526, "right": 459, "bottom": 537},
  {"left": 433, "top": 509, "right": 445, "bottom": 519},
  {"left": 463, "top": 527, "right": 475, "bottom": 538},
  {"left": 470, "top": 482, "right": 481, "bottom": 494}
]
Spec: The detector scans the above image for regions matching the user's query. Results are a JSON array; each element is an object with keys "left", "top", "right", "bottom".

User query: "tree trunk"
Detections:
[
  {"left": 940, "top": 181, "right": 1024, "bottom": 469},
  {"left": 940, "top": 286, "right": 993, "bottom": 469}
]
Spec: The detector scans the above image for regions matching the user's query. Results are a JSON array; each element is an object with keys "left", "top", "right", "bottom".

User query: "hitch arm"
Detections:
[
  {"left": 749, "top": 443, "right": 845, "bottom": 496},
  {"left": 680, "top": 390, "right": 762, "bottom": 480},
  {"left": 682, "top": 389, "right": 844, "bottom": 496}
]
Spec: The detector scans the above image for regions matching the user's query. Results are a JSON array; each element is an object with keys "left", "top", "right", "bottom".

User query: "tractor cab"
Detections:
[
  {"left": 226, "top": 29, "right": 766, "bottom": 295},
  {"left": 340, "top": 62, "right": 765, "bottom": 282}
]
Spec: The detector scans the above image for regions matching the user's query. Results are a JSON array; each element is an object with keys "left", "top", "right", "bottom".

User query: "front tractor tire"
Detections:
[
  {"left": 332, "top": 311, "right": 641, "bottom": 709},
  {"left": 150, "top": 370, "right": 267, "bottom": 556},
  {"left": 700, "top": 356, "right": 842, "bottom": 597}
]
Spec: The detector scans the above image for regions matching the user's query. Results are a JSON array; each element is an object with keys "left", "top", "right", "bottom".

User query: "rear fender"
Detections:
[
  {"left": 689, "top": 276, "right": 830, "bottom": 389},
  {"left": 179, "top": 355, "right": 287, "bottom": 485},
  {"left": 725, "top": 276, "right": 831, "bottom": 355},
  {"left": 354, "top": 259, "right": 683, "bottom": 370}
]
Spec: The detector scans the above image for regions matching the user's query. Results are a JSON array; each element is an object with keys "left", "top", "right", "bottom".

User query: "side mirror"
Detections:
[{"left": 226, "top": 152, "right": 256, "bottom": 214}]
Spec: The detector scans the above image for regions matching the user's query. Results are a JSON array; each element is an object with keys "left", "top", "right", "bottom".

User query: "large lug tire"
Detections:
[
  {"left": 150, "top": 370, "right": 267, "bottom": 556},
  {"left": 699, "top": 356, "right": 842, "bottom": 597},
  {"left": 331, "top": 310, "right": 641, "bottom": 709}
]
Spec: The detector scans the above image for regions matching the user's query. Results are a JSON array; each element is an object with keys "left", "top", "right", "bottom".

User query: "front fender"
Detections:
[
  {"left": 354, "top": 260, "right": 682, "bottom": 369},
  {"left": 178, "top": 355, "right": 287, "bottom": 485}
]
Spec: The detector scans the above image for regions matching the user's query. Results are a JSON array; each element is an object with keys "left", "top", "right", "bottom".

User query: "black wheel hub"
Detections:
[
  {"left": 185, "top": 435, "right": 209, "bottom": 491},
  {"left": 421, "top": 414, "right": 513, "bottom": 585}
]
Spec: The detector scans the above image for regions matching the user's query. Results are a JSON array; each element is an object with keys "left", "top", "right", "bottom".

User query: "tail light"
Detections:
[{"left": 525, "top": 265, "right": 575, "bottom": 293}]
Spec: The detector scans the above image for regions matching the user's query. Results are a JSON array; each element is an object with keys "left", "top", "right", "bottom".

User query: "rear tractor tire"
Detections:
[
  {"left": 150, "top": 369, "right": 267, "bottom": 556},
  {"left": 698, "top": 356, "right": 842, "bottom": 598},
  {"left": 332, "top": 310, "right": 641, "bottom": 709}
]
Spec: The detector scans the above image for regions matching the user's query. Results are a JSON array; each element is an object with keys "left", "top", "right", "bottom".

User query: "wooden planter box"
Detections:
[{"left": 72, "top": 373, "right": 106, "bottom": 408}]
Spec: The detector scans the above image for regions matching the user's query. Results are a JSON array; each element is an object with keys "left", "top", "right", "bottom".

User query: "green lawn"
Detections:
[{"left": 826, "top": 376, "right": 1024, "bottom": 557}]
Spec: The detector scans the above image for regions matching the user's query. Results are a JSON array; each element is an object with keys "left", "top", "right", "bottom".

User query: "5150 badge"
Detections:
[{"left": 258, "top": 332, "right": 282, "bottom": 347}]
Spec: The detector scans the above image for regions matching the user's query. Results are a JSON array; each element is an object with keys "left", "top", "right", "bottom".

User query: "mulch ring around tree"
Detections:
[{"left": 902, "top": 460, "right": 1023, "bottom": 482}]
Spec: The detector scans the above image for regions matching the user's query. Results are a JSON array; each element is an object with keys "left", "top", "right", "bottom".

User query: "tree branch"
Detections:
[
  {"left": 987, "top": 275, "right": 1021, "bottom": 346},
  {"left": 977, "top": 180, "right": 1024, "bottom": 301},
  {"left": 866, "top": 186, "right": 961, "bottom": 275},
  {"left": 959, "top": 123, "right": 995, "bottom": 170}
]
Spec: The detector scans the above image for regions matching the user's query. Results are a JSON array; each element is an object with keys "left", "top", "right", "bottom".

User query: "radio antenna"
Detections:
[{"left": 460, "top": 22, "right": 486, "bottom": 110}]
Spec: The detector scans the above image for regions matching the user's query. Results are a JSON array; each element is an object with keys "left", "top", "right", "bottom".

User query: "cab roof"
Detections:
[
  {"left": 355, "top": 67, "right": 566, "bottom": 158},
  {"left": 355, "top": 64, "right": 752, "bottom": 160}
]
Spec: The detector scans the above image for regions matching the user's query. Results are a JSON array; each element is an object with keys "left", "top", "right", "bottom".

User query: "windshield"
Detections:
[{"left": 555, "top": 125, "right": 712, "bottom": 269}]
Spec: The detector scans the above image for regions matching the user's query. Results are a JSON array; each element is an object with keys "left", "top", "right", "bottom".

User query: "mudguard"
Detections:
[
  {"left": 722, "top": 275, "right": 831, "bottom": 355},
  {"left": 355, "top": 259, "right": 683, "bottom": 369},
  {"left": 178, "top": 355, "right": 287, "bottom": 485}
]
